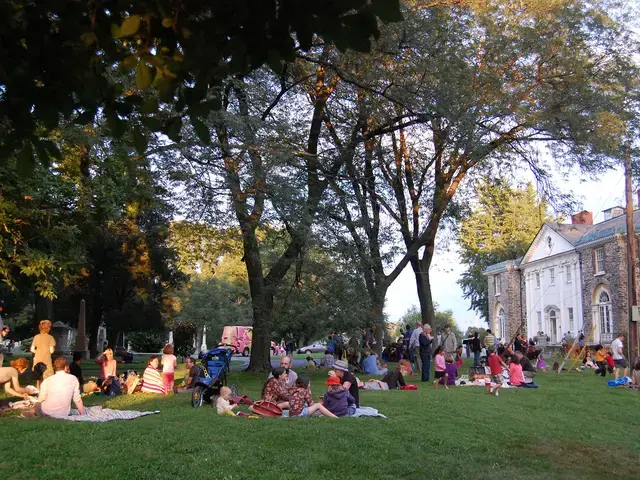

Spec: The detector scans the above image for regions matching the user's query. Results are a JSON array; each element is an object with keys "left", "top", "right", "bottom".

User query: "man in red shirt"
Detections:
[{"left": 487, "top": 348, "right": 507, "bottom": 396}]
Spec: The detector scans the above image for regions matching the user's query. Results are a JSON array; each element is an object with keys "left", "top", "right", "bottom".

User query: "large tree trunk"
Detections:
[
  {"left": 242, "top": 226, "right": 273, "bottom": 372},
  {"left": 411, "top": 255, "right": 436, "bottom": 327}
]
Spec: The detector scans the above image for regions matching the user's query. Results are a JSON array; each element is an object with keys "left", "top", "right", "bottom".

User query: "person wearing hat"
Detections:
[
  {"left": 332, "top": 360, "right": 359, "bottom": 408},
  {"left": 30, "top": 320, "right": 56, "bottom": 379},
  {"left": 419, "top": 324, "right": 434, "bottom": 382},
  {"left": 322, "top": 374, "right": 356, "bottom": 417}
]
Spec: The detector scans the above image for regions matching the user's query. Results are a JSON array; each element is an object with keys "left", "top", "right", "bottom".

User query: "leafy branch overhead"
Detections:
[{"left": 0, "top": 0, "right": 403, "bottom": 168}]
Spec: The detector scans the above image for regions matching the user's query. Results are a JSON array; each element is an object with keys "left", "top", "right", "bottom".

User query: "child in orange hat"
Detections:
[{"left": 322, "top": 374, "right": 356, "bottom": 417}]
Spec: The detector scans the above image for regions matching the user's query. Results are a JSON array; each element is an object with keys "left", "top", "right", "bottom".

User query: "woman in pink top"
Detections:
[
  {"left": 96, "top": 348, "right": 117, "bottom": 381},
  {"left": 432, "top": 346, "right": 446, "bottom": 388},
  {"left": 508, "top": 354, "right": 524, "bottom": 386},
  {"left": 161, "top": 344, "right": 177, "bottom": 395}
]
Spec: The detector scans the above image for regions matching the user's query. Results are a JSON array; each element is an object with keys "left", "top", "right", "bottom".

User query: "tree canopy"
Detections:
[{"left": 458, "top": 179, "right": 554, "bottom": 322}]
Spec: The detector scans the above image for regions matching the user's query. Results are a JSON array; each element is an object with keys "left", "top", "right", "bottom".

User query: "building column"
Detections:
[{"left": 559, "top": 264, "right": 565, "bottom": 338}]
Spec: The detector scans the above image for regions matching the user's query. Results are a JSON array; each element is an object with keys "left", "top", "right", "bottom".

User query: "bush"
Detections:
[
  {"left": 172, "top": 321, "right": 197, "bottom": 357},
  {"left": 127, "top": 331, "right": 165, "bottom": 353}
]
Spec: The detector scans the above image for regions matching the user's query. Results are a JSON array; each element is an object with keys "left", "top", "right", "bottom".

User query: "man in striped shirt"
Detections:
[{"left": 484, "top": 329, "right": 495, "bottom": 350}]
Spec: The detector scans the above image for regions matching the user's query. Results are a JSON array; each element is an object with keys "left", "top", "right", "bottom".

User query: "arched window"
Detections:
[
  {"left": 598, "top": 291, "right": 612, "bottom": 335},
  {"left": 498, "top": 307, "right": 506, "bottom": 341}
]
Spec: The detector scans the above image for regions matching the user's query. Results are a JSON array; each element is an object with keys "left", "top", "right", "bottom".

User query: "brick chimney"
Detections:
[{"left": 571, "top": 211, "right": 593, "bottom": 225}]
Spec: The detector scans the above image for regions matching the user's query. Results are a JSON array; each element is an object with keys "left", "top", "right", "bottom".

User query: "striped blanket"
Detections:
[{"left": 53, "top": 406, "right": 159, "bottom": 422}]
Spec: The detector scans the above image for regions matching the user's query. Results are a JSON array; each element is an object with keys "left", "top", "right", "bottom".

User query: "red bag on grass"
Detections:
[
  {"left": 250, "top": 400, "right": 282, "bottom": 417},
  {"left": 401, "top": 384, "right": 418, "bottom": 390}
]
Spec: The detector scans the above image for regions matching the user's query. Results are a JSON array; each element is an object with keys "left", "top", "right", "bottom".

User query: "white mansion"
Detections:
[{"left": 484, "top": 208, "right": 639, "bottom": 346}]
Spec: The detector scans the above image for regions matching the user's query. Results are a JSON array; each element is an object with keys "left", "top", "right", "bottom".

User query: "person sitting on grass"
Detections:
[
  {"left": 487, "top": 348, "right": 507, "bottom": 396},
  {"left": 141, "top": 356, "right": 165, "bottom": 394},
  {"left": 581, "top": 351, "right": 597, "bottom": 370},
  {"left": 508, "top": 354, "right": 524, "bottom": 387},
  {"left": 433, "top": 346, "right": 446, "bottom": 387},
  {"left": 35, "top": 356, "right": 85, "bottom": 417},
  {"left": 398, "top": 359, "right": 413, "bottom": 377},
  {"left": 176, "top": 356, "right": 203, "bottom": 392},
  {"left": 381, "top": 365, "right": 407, "bottom": 389},
  {"left": 216, "top": 386, "right": 239, "bottom": 416},
  {"left": 304, "top": 356, "right": 317, "bottom": 370},
  {"left": 319, "top": 350, "right": 335, "bottom": 369},
  {"left": 515, "top": 351, "right": 536, "bottom": 381},
  {"left": 322, "top": 375, "right": 356, "bottom": 417},
  {"left": 69, "top": 352, "right": 85, "bottom": 388},
  {"left": 96, "top": 348, "right": 118, "bottom": 384},
  {"left": 267, "top": 356, "right": 297, "bottom": 388},
  {"left": 362, "top": 350, "right": 388, "bottom": 376},
  {"left": 262, "top": 367, "right": 290, "bottom": 409},
  {"left": 435, "top": 355, "right": 458, "bottom": 390},
  {"left": 288, "top": 376, "right": 336, "bottom": 418},
  {"left": 0, "top": 357, "right": 31, "bottom": 399}
]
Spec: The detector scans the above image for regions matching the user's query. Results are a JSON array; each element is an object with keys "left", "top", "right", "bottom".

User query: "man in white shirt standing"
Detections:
[
  {"left": 36, "top": 356, "right": 85, "bottom": 417},
  {"left": 409, "top": 321, "right": 423, "bottom": 372},
  {"left": 610, "top": 334, "right": 628, "bottom": 380}
]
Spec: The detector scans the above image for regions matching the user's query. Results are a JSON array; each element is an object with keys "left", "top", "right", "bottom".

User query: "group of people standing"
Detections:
[{"left": 403, "top": 322, "right": 460, "bottom": 382}]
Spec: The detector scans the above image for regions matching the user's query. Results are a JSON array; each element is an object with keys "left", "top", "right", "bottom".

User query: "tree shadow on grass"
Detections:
[{"left": 523, "top": 440, "right": 639, "bottom": 479}]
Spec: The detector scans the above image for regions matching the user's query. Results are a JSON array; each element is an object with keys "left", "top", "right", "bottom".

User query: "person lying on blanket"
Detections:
[{"left": 34, "top": 356, "right": 85, "bottom": 417}]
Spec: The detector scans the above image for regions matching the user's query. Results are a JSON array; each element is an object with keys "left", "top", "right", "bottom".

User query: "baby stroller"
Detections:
[{"left": 191, "top": 347, "right": 238, "bottom": 408}]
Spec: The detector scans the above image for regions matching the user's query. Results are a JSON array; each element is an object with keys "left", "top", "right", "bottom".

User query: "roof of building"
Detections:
[
  {"left": 573, "top": 210, "right": 640, "bottom": 246},
  {"left": 484, "top": 209, "right": 640, "bottom": 272},
  {"left": 484, "top": 258, "right": 522, "bottom": 274}
]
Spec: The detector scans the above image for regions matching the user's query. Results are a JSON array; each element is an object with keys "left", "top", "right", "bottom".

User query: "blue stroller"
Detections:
[{"left": 191, "top": 347, "right": 238, "bottom": 408}]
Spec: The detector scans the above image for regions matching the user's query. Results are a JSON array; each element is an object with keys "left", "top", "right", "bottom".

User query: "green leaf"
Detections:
[
  {"left": 120, "top": 15, "right": 142, "bottom": 37},
  {"left": 133, "top": 126, "right": 149, "bottom": 155},
  {"left": 191, "top": 117, "right": 210, "bottom": 144},
  {"left": 18, "top": 141, "right": 35, "bottom": 175},
  {"left": 370, "top": 0, "right": 403, "bottom": 23},
  {"left": 33, "top": 139, "right": 51, "bottom": 167},
  {"left": 111, "top": 23, "right": 122, "bottom": 38},
  {"left": 141, "top": 117, "right": 163, "bottom": 131},
  {"left": 80, "top": 31, "right": 98, "bottom": 46},
  {"left": 142, "top": 96, "right": 159, "bottom": 114},
  {"left": 121, "top": 55, "right": 138, "bottom": 71},
  {"left": 136, "top": 62, "right": 153, "bottom": 89}
]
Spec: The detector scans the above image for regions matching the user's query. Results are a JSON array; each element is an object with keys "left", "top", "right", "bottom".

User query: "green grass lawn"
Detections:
[{"left": 1, "top": 360, "right": 639, "bottom": 480}]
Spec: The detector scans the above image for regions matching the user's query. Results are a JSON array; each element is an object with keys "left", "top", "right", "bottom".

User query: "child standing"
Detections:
[
  {"left": 455, "top": 346, "right": 464, "bottom": 369},
  {"left": 432, "top": 347, "right": 446, "bottom": 388},
  {"left": 594, "top": 345, "right": 606, "bottom": 376},
  {"left": 288, "top": 376, "right": 336, "bottom": 418},
  {"left": 487, "top": 348, "right": 507, "bottom": 396},
  {"left": 161, "top": 344, "right": 177, "bottom": 395},
  {"left": 509, "top": 354, "right": 524, "bottom": 387},
  {"left": 435, "top": 355, "right": 458, "bottom": 390}
]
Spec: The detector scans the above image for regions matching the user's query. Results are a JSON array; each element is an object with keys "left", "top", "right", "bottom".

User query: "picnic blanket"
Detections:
[
  {"left": 281, "top": 406, "right": 386, "bottom": 418},
  {"left": 52, "top": 405, "right": 159, "bottom": 422}
]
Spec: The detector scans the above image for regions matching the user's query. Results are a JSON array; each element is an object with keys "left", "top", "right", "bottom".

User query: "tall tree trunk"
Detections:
[{"left": 411, "top": 255, "right": 435, "bottom": 327}]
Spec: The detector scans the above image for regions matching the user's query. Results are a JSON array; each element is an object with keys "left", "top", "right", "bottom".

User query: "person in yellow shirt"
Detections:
[{"left": 594, "top": 345, "right": 607, "bottom": 377}]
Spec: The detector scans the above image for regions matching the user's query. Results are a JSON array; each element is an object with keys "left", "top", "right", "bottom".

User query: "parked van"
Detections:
[{"left": 220, "top": 326, "right": 253, "bottom": 357}]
